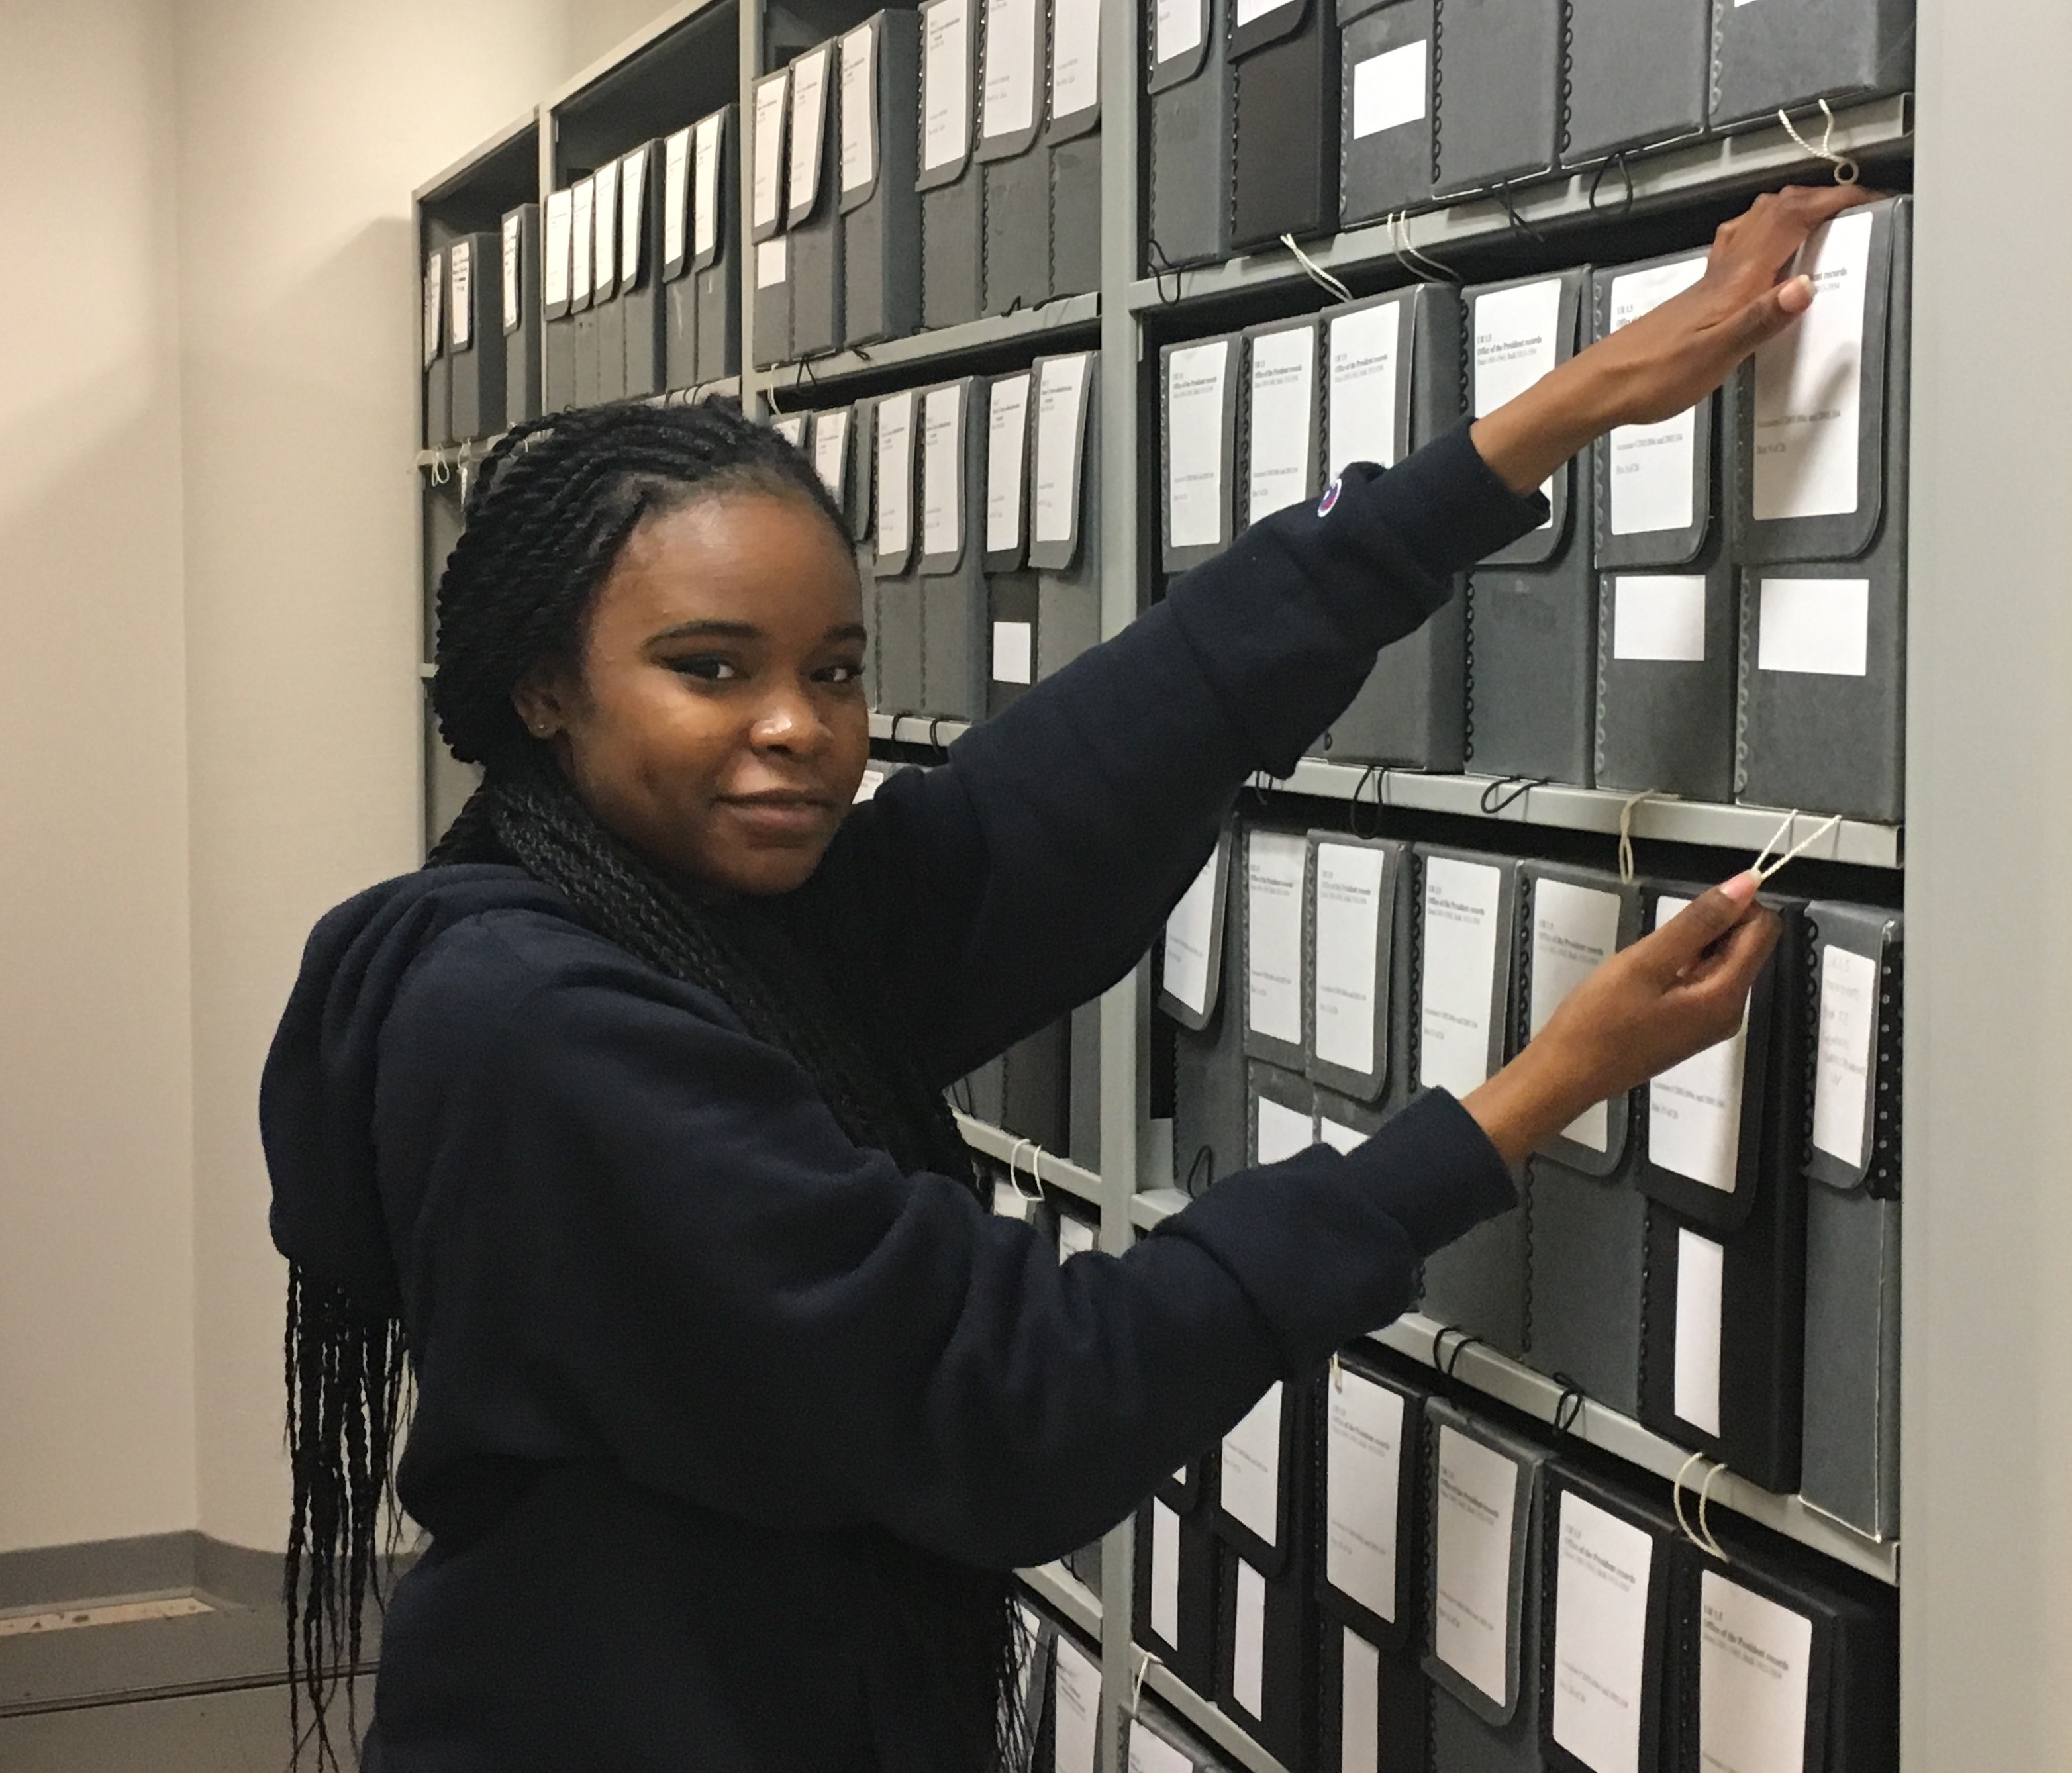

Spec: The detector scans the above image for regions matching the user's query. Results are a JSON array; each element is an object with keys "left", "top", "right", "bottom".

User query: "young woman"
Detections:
[{"left": 263, "top": 185, "right": 1863, "bottom": 1770}]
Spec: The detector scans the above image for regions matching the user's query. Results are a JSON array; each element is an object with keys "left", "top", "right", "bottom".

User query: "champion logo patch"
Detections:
[{"left": 1317, "top": 479, "right": 1342, "bottom": 516}]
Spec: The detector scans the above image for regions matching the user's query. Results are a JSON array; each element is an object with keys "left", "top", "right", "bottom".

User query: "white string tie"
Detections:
[
  {"left": 1777, "top": 97, "right": 1861, "bottom": 185},
  {"left": 1281, "top": 233, "right": 1353, "bottom": 303}
]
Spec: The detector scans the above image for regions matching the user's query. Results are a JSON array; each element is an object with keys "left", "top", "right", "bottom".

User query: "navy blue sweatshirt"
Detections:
[{"left": 262, "top": 423, "right": 1544, "bottom": 1770}]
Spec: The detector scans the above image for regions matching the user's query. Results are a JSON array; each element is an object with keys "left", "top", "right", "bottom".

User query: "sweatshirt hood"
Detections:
[{"left": 262, "top": 863, "right": 568, "bottom": 1316}]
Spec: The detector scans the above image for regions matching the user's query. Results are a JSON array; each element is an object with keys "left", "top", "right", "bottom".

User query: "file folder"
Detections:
[
  {"left": 919, "top": 0, "right": 986, "bottom": 328},
  {"left": 1337, "top": 0, "right": 1434, "bottom": 227},
  {"left": 1147, "top": 0, "right": 1234, "bottom": 269},
  {"left": 872, "top": 387, "right": 925, "bottom": 713},
  {"left": 1163, "top": 830, "right": 1249, "bottom": 1195},
  {"left": 422, "top": 248, "right": 450, "bottom": 448},
  {"left": 983, "top": 369, "right": 1037, "bottom": 716},
  {"left": 569, "top": 175, "right": 599, "bottom": 409},
  {"left": 1315, "top": 1343, "right": 1428, "bottom": 1653},
  {"left": 1667, "top": 1517, "right": 1898, "bottom": 1773},
  {"left": 751, "top": 69, "right": 793, "bottom": 370},
  {"left": 1515, "top": 862, "right": 1647, "bottom": 1414},
  {"left": 1303, "top": 833, "right": 1413, "bottom": 1106},
  {"left": 1241, "top": 824, "right": 1313, "bottom": 1074},
  {"left": 1561, "top": 0, "right": 1708, "bottom": 166},
  {"left": 446, "top": 232, "right": 505, "bottom": 442},
  {"left": 1312, "top": 283, "right": 1467, "bottom": 769},
  {"left": 500, "top": 206, "right": 543, "bottom": 428},
  {"left": 787, "top": 40, "right": 845, "bottom": 356},
  {"left": 592, "top": 158, "right": 628, "bottom": 405},
  {"left": 1536, "top": 1464, "right": 1681, "bottom": 1773},
  {"left": 840, "top": 13, "right": 924, "bottom": 347},
  {"left": 1046, "top": 0, "right": 1103, "bottom": 297},
  {"left": 1160, "top": 334, "right": 1240, "bottom": 573},
  {"left": 1422, "top": 1400, "right": 1551, "bottom": 1773},
  {"left": 1212, "top": 1378, "right": 1319, "bottom": 1767},
  {"left": 1136, "top": 1457, "right": 1225, "bottom": 1700},
  {"left": 541, "top": 189, "right": 575, "bottom": 412},
  {"left": 693, "top": 107, "right": 743, "bottom": 381},
  {"left": 660, "top": 126, "right": 699, "bottom": 391},
  {"left": 618, "top": 144, "right": 666, "bottom": 399},
  {"left": 1229, "top": 0, "right": 1340, "bottom": 248},
  {"left": 1708, "top": 0, "right": 1916, "bottom": 132},
  {"left": 1800, "top": 900, "right": 1902, "bottom": 1541},
  {"left": 917, "top": 377, "right": 989, "bottom": 719},
  {"left": 977, "top": 0, "right": 1050, "bottom": 315},
  {"left": 1431, "top": 0, "right": 1561, "bottom": 197},
  {"left": 1406, "top": 845, "right": 1526, "bottom": 1354},
  {"left": 1636, "top": 892, "right": 1808, "bottom": 1492},
  {"left": 1030, "top": 350, "right": 1101, "bottom": 677},
  {"left": 1463, "top": 267, "right": 1595, "bottom": 787},
  {"left": 1734, "top": 198, "right": 1910, "bottom": 824}
]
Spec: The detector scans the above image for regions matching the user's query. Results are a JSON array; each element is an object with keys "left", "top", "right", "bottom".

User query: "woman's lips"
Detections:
[{"left": 716, "top": 792, "right": 836, "bottom": 837}]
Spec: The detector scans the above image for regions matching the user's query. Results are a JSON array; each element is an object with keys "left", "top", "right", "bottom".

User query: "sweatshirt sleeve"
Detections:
[
  {"left": 383, "top": 924, "right": 1516, "bottom": 1574},
  {"left": 826, "top": 422, "right": 1548, "bottom": 1083}
]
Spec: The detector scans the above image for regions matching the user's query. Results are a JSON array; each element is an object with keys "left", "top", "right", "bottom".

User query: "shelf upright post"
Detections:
[{"left": 1093, "top": 0, "right": 1146, "bottom": 1760}]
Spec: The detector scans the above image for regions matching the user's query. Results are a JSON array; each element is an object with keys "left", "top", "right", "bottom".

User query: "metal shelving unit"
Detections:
[
  {"left": 756, "top": 293, "right": 1102, "bottom": 405},
  {"left": 956, "top": 1112, "right": 1104, "bottom": 1210}
]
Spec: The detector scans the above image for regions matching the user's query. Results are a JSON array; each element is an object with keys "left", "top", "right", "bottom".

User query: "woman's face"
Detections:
[{"left": 513, "top": 486, "right": 870, "bottom": 897}]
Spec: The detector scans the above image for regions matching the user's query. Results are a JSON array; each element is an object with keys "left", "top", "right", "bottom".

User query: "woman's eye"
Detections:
[
  {"left": 670, "top": 655, "right": 740, "bottom": 682},
  {"left": 818, "top": 661, "right": 867, "bottom": 686}
]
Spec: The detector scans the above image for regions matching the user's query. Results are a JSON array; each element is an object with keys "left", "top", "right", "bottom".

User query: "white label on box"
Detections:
[
  {"left": 1474, "top": 277, "right": 1564, "bottom": 514},
  {"left": 592, "top": 158, "right": 618, "bottom": 295},
  {"left": 1326, "top": 1368, "right": 1405, "bottom": 1623},
  {"left": 992, "top": 620, "right": 1034, "bottom": 685},
  {"left": 1221, "top": 1384, "right": 1284, "bottom": 1547},
  {"left": 448, "top": 240, "right": 471, "bottom": 350},
  {"left": 841, "top": 24, "right": 877, "bottom": 193},
  {"left": 620, "top": 147, "right": 647, "bottom": 285},
  {"left": 1313, "top": 841, "right": 1387, "bottom": 1078},
  {"left": 422, "top": 255, "right": 442, "bottom": 367},
  {"left": 1052, "top": 1633, "right": 1103, "bottom": 1773},
  {"left": 1150, "top": 1498, "right": 1181, "bottom": 1645},
  {"left": 1166, "top": 339, "right": 1230, "bottom": 548},
  {"left": 1050, "top": 0, "right": 1101, "bottom": 119},
  {"left": 1612, "top": 575, "right": 1708, "bottom": 663},
  {"left": 1352, "top": 39, "right": 1428, "bottom": 139},
  {"left": 813, "top": 408, "right": 850, "bottom": 500},
  {"left": 1418, "top": 857, "right": 1504, "bottom": 1096},
  {"left": 1245, "top": 828, "right": 1308, "bottom": 1047},
  {"left": 1529, "top": 879, "right": 1624, "bottom": 1153},
  {"left": 570, "top": 179, "right": 594, "bottom": 305},
  {"left": 501, "top": 213, "right": 521, "bottom": 332},
  {"left": 921, "top": 384, "right": 963, "bottom": 559},
  {"left": 1161, "top": 852, "right": 1220, "bottom": 1020},
  {"left": 1699, "top": 1573, "right": 1814, "bottom": 1773},
  {"left": 1246, "top": 324, "right": 1318, "bottom": 526},
  {"left": 1758, "top": 577, "right": 1869, "bottom": 677},
  {"left": 1154, "top": 0, "right": 1204, "bottom": 66},
  {"left": 1342, "top": 1629, "right": 1382, "bottom": 1773},
  {"left": 1057, "top": 1214, "right": 1097, "bottom": 1259},
  {"left": 1327, "top": 299, "right": 1403, "bottom": 479},
  {"left": 986, "top": 371, "right": 1032, "bottom": 554},
  {"left": 1674, "top": 1227, "right": 1725, "bottom": 1437},
  {"left": 663, "top": 127, "right": 691, "bottom": 271},
  {"left": 1753, "top": 207, "right": 1873, "bottom": 522},
  {"left": 1033, "top": 352, "right": 1091, "bottom": 546},
  {"left": 1433, "top": 1425, "right": 1519, "bottom": 1706},
  {"left": 1648, "top": 894, "right": 1748, "bottom": 1192},
  {"left": 1130, "top": 1723, "right": 1193, "bottom": 1773},
  {"left": 1319, "top": 1115, "right": 1361, "bottom": 1155},
  {"left": 1813, "top": 943, "right": 1879, "bottom": 1167},
  {"left": 1255, "top": 1094, "right": 1313, "bottom": 1165},
  {"left": 694, "top": 113, "right": 722, "bottom": 258},
  {"left": 991, "top": 1176, "right": 1029, "bottom": 1218},
  {"left": 922, "top": 0, "right": 972, "bottom": 171},
  {"left": 773, "top": 414, "right": 807, "bottom": 448},
  {"left": 875, "top": 389, "right": 914, "bottom": 559},
  {"left": 787, "top": 46, "right": 830, "bottom": 215},
  {"left": 1552, "top": 1493, "right": 1653, "bottom": 1773},
  {"left": 752, "top": 70, "right": 789, "bottom": 230},
  {"left": 1233, "top": 1559, "right": 1267, "bottom": 1719},
  {"left": 981, "top": 0, "right": 1040, "bottom": 140},
  {"left": 1606, "top": 256, "right": 1708, "bottom": 536},
  {"left": 543, "top": 190, "right": 572, "bottom": 310},
  {"left": 1235, "top": 0, "right": 1288, "bottom": 23},
  {"left": 755, "top": 235, "right": 787, "bottom": 289}
]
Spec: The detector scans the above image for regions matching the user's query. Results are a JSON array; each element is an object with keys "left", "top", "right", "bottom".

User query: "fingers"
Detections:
[
  {"left": 1670, "top": 907, "right": 1783, "bottom": 1028},
  {"left": 1631, "top": 878, "right": 1764, "bottom": 984},
  {"left": 1716, "top": 184, "right": 1883, "bottom": 288},
  {"left": 1726, "top": 274, "right": 1816, "bottom": 354}
]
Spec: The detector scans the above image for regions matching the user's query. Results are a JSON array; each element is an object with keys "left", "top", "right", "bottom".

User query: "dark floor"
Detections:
[{"left": 0, "top": 1679, "right": 373, "bottom": 1773}]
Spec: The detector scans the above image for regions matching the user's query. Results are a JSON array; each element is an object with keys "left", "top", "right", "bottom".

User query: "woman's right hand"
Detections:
[{"left": 1463, "top": 875, "right": 1781, "bottom": 1166}]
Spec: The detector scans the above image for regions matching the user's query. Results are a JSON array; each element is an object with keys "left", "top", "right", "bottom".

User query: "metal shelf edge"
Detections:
[
  {"left": 954, "top": 1112, "right": 1105, "bottom": 1208},
  {"left": 756, "top": 293, "right": 1101, "bottom": 402},
  {"left": 1014, "top": 1560, "right": 1102, "bottom": 1638},
  {"left": 1136, "top": 1660, "right": 1293, "bottom": 1773},
  {"left": 1129, "top": 1188, "right": 1191, "bottom": 1231},
  {"left": 1125, "top": 95, "right": 1912, "bottom": 314}
]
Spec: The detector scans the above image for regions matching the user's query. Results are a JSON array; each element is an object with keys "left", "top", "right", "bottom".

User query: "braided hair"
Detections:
[{"left": 285, "top": 399, "right": 1021, "bottom": 1769}]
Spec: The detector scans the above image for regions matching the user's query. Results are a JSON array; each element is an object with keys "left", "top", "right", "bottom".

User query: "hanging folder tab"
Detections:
[{"left": 840, "top": 12, "right": 923, "bottom": 346}]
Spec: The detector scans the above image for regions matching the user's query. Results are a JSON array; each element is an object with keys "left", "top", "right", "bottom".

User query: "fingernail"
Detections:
[{"left": 1718, "top": 869, "right": 1761, "bottom": 906}]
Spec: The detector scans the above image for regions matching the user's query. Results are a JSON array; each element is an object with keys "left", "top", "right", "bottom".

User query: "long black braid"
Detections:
[{"left": 285, "top": 399, "right": 1023, "bottom": 1770}]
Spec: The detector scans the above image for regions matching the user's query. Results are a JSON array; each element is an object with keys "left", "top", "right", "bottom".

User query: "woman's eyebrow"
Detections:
[
  {"left": 827, "top": 623, "right": 869, "bottom": 646},
  {"left": 648, "top": 619, "right": 764, "bottom": 643}
]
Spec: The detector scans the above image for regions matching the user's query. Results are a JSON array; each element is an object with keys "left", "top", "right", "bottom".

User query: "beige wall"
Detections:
[{"left": 0, "top": 2, "right": 672, "bottom": 1557}]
